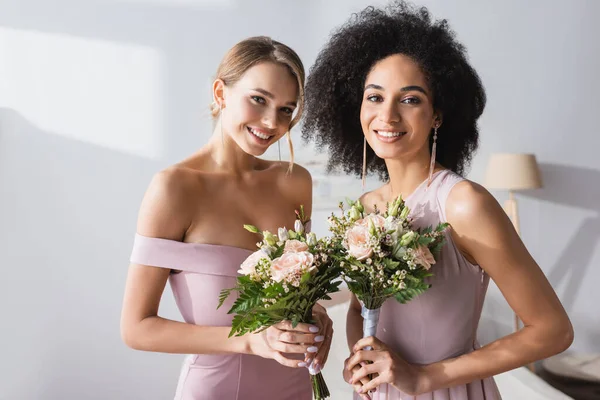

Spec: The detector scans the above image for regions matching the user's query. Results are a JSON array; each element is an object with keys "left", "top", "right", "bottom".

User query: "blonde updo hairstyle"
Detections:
[{"left": 211, "top": 36, "right": 305, "bottom": 170}]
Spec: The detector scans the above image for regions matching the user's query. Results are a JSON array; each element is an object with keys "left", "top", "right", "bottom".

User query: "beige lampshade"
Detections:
[{"left": 484, "top": 153, "right": 543, "bottom": 191}]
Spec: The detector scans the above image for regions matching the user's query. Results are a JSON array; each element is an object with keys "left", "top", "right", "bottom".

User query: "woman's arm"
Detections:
[
  {"left": 419, "top": 181, "right": 573, "bottom": 391},
  {"left": 120, "top": 169, "right": 251, "bottom": 354}
]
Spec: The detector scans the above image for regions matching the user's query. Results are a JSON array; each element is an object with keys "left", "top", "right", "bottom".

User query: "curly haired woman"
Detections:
[{"left": 303, "top": 2, "right": 573, "bottom": 399}]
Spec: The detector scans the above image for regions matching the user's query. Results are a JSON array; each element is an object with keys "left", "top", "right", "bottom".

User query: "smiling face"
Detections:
[
  {"left": 360, "top": 54, "right": 441, "bottom": 161},
  {"left": 218, "top": 61, "right": 299, "bottom": 156}
]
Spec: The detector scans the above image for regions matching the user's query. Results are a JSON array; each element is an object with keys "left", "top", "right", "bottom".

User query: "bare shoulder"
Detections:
[
  {"left": 445, "top": 179, "right": 516, "bottom": 263},
  {"left": 445, "top": 179, "right": 503, "bottom": 227},
  {"left": 137, "top": 166, "right": 203, "bottom": 239},
  {"left": 274, "top": 162, "right": 312, "bottom": 193},
  {"left": 269, "top": 161, "right": 313, "bottom": 216}
]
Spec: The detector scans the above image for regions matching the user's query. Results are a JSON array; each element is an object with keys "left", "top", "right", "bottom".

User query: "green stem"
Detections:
[{"left": 311, "top": 372, "right": 330, "bottom": 399}]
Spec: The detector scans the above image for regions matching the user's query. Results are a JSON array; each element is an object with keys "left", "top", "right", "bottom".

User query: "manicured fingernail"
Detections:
[
  {"left": 307, "top": 346, "right": 318, "bottom": 353},
  {"left": 314, "top": 335, "right": 325, "bottom": 342},
  {"left": 298, "top": 362, "right": 307, "bottom": 367},
  {"left": 309, "top": 326, "right": 319, "bottom": 333}
]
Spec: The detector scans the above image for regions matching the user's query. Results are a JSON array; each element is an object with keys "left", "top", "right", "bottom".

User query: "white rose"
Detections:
[{"left": 238, "top": 250, "right": 268, "bottom": 275}]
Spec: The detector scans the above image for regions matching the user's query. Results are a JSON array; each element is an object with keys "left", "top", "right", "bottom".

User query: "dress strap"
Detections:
[{"left": 129, "top": 234, "right": 251, "bottom": 276}]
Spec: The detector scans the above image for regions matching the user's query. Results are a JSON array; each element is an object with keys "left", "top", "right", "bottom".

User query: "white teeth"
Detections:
[
  {"left": 249, "top": 127, "right": 271, "bottom": 140},
  {"left": 377, "top": 131, "right": 404, "bottom": 138}
]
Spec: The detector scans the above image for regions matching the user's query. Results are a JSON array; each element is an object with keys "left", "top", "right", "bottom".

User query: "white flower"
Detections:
[
  {"left": 400, "top": 231, "right": 416, "bottom": 246},
  {"left": 238, "top": 250, "right": 269, "bottom": 275},
  {"left": 278, "top": 227, "right": 289, "bottom": 242},
  {"left": 306, "top": 232, "right": 317, "bottom": 246},
  {"left": 294, "top": 220, "right": 304, "bottom": 234},
  {"left": 261, "top": 245, "right": 277, "bottom": 257},
  {"left": 263, "top": 231, "right": 278, "bottom": 246},
  {"left": 349, "top": 207, "right": 361, "bottom": 221}
]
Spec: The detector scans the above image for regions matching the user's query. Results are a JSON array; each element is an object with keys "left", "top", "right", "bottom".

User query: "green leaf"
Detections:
[
  {"left": 436, "top": 223, "right": 450, "bottom": 232},
  {"left": 300, "top": 271, "right": 312, "bottom": 284},
  {"left": 217, "top": 287, "right": 237, "bottom": 309},
  {"left": 229, "top": 286, "right": 262, "bottom": 314},
  {"left": 417, "top": 236, "right": 435, "bottom": 246}
]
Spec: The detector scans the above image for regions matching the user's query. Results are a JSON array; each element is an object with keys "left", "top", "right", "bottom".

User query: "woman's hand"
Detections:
[
  {"left": 345, "top": 336, "right": 428, "bottom": 396},
  {"left": 343, "top": 355, "right": 374, "bottom": 400},
  {"left": 307, "top": 302, "right": 334, "bottom": 373},
  {"left": 248, "top": 320, "right": 321, "bottom": 368}
]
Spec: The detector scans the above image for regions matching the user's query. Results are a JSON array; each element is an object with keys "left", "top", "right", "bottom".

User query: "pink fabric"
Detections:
[
  {"left": 357, "top": 170, "right": 502, "bottom": 400},
  {"left": 130, "top": 235, "right": 311, "bottom": 400}
]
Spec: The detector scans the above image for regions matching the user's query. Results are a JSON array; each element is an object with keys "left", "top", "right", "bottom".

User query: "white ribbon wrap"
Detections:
[
  {"left": 361, "top": 306, "right": 381, "bottom": 351},
  {"left": 308, "top": 359, "right": 319, "bottom": 375},
  {"left": 361, "top": 305, "right": 387, "bottom": 396}
]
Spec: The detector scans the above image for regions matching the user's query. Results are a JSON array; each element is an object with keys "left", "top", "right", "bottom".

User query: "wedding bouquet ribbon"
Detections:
[{"left": 361, "top": 306, "right": 381, "bottom": 351}]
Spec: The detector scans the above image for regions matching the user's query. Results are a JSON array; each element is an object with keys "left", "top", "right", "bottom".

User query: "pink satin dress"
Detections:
[
  {"left": 130, "top": 235, "right": 311, "bottom": 400},
  {"left": 358, "top": 170, "right": 502, "bottom": 400}
]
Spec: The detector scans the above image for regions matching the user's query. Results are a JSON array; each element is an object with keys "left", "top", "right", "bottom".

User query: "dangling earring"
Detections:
[
  {"left": 278, "top": 139, "right": 282, "bottom": 162},
  {"left": 361, "top": 136, "right": 367, "bottom": 192},
  {"left": 427, "top": 125, "right": 438, "bottom": 187}
]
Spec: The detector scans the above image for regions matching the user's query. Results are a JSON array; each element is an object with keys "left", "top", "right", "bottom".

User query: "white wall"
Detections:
[{"left": 0, "top": 0, "right": 598, "bottom": 399}]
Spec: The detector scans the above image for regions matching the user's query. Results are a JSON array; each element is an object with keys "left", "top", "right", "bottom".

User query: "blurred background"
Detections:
[{"left": 1, "top": 0, "right": 598, "bottom": 398}]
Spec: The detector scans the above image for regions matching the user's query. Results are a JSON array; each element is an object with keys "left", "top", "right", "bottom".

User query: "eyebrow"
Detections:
[
  {"left": 252, "top": 88, "right": 297, "bottom": 107},
  {"left": 364, "top": 84, "right": 428, "bottom": 95}
]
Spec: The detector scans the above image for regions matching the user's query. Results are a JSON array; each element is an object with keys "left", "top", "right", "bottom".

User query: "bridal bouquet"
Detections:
[
  {"left": 326, "top": 196, "right": 449, "bottom": 348},
  {"left": 218, "top": 207, "right": 341, "bottom": 400}
]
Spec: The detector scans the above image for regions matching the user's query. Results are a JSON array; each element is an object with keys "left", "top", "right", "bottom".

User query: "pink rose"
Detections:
[
  {"left": 238, "top": 250, "right": 268, "bottom": 275},
  {"left": 284, "top": 239, "right": 309, "bottom": 253},
  {"left": 356, "top": 214, "right": 386, "bottom": 230},
  {"left": 345, "top": 224, "right": 373, "bottom": 261},
  {"left": 414, "top": 245, "right": 436, "bottom": 270},
  {"left": 270, "top": 251, "right": 315, "bottom": 283}
]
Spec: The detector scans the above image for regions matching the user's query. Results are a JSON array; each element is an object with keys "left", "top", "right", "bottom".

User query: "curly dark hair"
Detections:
[{"left": 302, "top": 1, "right": 486, "bottom": 179}]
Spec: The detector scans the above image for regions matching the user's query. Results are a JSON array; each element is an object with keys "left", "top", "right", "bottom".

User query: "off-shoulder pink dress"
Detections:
[{"left": 130, "top": 236, "right": 311, "bottom": 400}]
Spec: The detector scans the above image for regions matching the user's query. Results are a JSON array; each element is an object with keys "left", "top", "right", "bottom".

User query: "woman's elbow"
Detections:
[
  {"left": 555, "top": 321, "right": 574, "bottom": 353},
  {"left": 121, "top": 320, "right": 146, "bottom": 350},
  {"left": 545, "top": 318, "right": 574, "bottom": 355}
]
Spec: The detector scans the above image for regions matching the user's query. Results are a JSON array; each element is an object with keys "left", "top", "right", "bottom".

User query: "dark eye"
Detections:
[
  {"left": 280, "top": 107, "right": 294, "bottom": 116},
  {"left": 251, "top": 95, "right": 266, "bottom": 104},
  {"left": 401, "top": 97, "right": 421, "bottom": 105},
  {"left": 366, "top": 94, "right": 383, "bottom": 102}
]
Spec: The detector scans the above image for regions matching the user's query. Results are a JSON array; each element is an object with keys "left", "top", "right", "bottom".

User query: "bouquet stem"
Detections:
[{"left": 310, "top": 371, "right": 330, "bottom": 399}]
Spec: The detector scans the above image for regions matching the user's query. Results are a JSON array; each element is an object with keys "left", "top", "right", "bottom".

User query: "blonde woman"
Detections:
[{"left": 121, "top": 37, "right": 333, "bottom": 400}]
